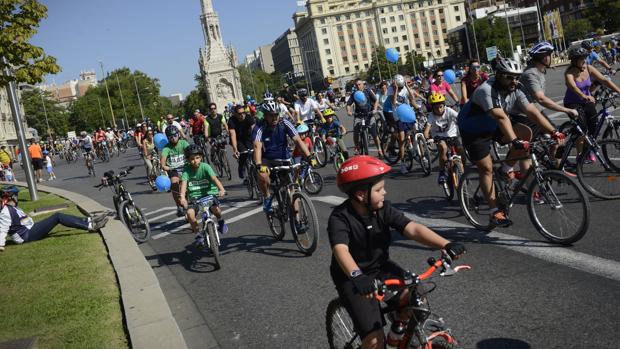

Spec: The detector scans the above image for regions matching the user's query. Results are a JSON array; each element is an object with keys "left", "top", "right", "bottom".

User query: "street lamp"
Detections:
[
  {"left": 38, "top": 89, "right": 51, "bottom": 137},
  {"left": 133, "top": 74, "right": 145, "bottom": 122},
  {"left": 99, "top": 60, "right": 116, "bottom": 128}
]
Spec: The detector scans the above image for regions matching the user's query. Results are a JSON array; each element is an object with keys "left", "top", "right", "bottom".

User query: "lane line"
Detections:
[
  {"left": 144, "top": 206, "right": 177, "bottom": 217},
  {"left": 313, "top": 195, "right": 620, "bottom": 282}
]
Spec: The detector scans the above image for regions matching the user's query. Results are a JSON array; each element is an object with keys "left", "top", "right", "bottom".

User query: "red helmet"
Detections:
[{"left": 336, "top": 155, "right": 391, "bottom": 194}]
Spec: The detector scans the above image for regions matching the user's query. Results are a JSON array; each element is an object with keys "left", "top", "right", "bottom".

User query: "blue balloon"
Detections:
[
  {"left": 396, "top": 104, "right": 416, "bottom": 123},
  {"left": 246, "top": 95, "right": 251, "bottom": 100},
  {"left": 153, "top": 133, "right": 168, "bottom": 150},
  {"left": 443, "top": 69, "right": 456, "bottom": 84},
  {"left": 155, "top": 175, "right": 171, "bottom": 192},
  {"left": 353, "top": 91, "right": 367, "bottom": 104},
  {"left": 385, "top": 48, "right": 399, "bottom": 63},
  {"left": 227, "top": 102, "right": 233, "bottom": 107}
]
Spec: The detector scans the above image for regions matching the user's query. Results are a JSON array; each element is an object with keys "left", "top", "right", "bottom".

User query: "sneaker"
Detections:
[
  {"left": 263, "top": 196, "right": 274, "bottom": 214},
  {"left": 532, "top": 191, "right": 545, "bottom": 204},
  {"left": 490, "top": 210, "right": 512, "bottom": 227},
  {"left": 176, "top": 206, "right": 184, "bottom": 217},
  {"left": 437, "top": 171, "right": 447, "bottom": 184},
  {"left": 194, "top": 235, "right": 205, "bottom": 249},
  {"left": 400, "top": 162, "right": 408, "bottom": 174},
  {"left": 218, "top": 220, "right": 228, "bottom": 235},
  {"left": 90, "top": 217, "right": 109, "bottom": 231}
]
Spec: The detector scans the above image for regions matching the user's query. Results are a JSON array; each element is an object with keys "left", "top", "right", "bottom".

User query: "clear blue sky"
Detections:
[{"left": 32, "top": 0, "right": 301, "bottom": 97}]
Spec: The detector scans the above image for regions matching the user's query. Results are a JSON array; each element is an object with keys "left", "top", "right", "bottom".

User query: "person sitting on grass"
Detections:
[
  {"left": 0, "top": 186, "right": 108, "bottom": 252},
  {"left": 178, "top": 145, "right": 227, "bottom": 249}
]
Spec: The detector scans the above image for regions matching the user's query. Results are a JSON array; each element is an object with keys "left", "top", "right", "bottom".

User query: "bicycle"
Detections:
[
  {"left": 208, "top": 136, "right": 232, "bottom": 181},
  {"left": 326, "top": 254, "right": 471, "bottom": 349},
  {"left": 95, "top": 166, "right": 151, "bottom": 243},
  {"left": 96, "top": 141, "right": 110, "bottom": 162},
  {"left": 239, "top": 149, "right": 262, "bottom": 202},
  {"left": 189, "top": 195, "right": 223, "bottom": 269},
  {"left": 324, "top": 133, "right": 349, "bottom": 172},
  {"left": 265, "top": 161, "right": 319, "bottom": 255},
  {"left": 563, "top": 88, "right": 620, "bottom": 141},
  {"left": 437, "top": 137, "right": 464, "bottom": 201},
  {"left": 296, "top": 161, "right": 324, "bottom": 195},
  {"left": 305, "top": 119, "right": 329, "bottom": 168},
  {"left": 458, "top": 137, "right": 590, "bottom": 244},
  {"left": 356, "top": 117, "right": 372, "bottom": 156},
  {"left": 147, "top": 150, "right": 165, "bottom": 190}
]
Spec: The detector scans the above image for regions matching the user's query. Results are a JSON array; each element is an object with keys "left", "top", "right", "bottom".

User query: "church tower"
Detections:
[{"left": 198, "top": 0, "right": 242, "bottom": 109}]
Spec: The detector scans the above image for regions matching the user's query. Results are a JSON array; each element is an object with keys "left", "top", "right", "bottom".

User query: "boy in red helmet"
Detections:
[{"left": 328, "top": 155, "right": 466, "bottom": 349}]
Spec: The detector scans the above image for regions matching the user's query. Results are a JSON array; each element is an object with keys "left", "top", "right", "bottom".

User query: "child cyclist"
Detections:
[
  {"left": 293, "top": 123, "right": 313, "bottom": 164},
  {"left": 328, "top": 155, "right": 466, "bottom": 349},
  {"left": 319, "top": 108, "right": 349, "bottom": 159},
  {"left": 423, "top": 92, "right": 463, "bottom": 184},
  {"left": 178, "top": 145, "right": 228, "bottom": 247},
  {"left": 160, "top": 126, "right": 190, "bottom": 217}
]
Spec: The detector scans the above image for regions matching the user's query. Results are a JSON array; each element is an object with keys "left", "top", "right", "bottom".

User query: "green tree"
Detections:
[
  {"left": 238, "top": 65, "right": 285, "bottom": 102},
  {"left": 365, "top": 45, "right": 396, "bottom": 82},
  {"left": 398, "top": 51, "right": 426, "bottom": 76},
  {"left": 0, "top": 0, "right": 61, "bottom": 86},
  {"left": 468, "top": 17, "right": 521, "bottom": 62},
  {"left": 21, "top": 89, "right": 68, "bottom": 136},
  {"left": 586, "top": 0, "right": 620, "bottom": 32},
  {"left": 565, "top": 18, "right": 594, "bottom": 41}
]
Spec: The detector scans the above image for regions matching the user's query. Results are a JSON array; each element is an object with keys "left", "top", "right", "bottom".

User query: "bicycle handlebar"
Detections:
[{"left": 269, "top": 163, "right": 302, "bottom": 171}]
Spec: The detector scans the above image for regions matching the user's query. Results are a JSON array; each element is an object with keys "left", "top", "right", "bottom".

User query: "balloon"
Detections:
[
  {"left": 385, "top": 48, "right": 399, "bottom": 63},
  {"left": 353, "top": 91, "right": 367, "bottom": 104},
  {"left": 155, "top": 175, "right": 171, "bottom": 192},
  {"left": 153, "top": 133, "right": 168, "bottom": 150},
  {"left": 246, "top": 95, "right": 251, "bottom": 100},
  {"left": 227, "top": 102, "right": 233, "bottom": 107},
  {"left": 396, "top": 104, "right": 416, "bottom": 123},
  {"left": 443, "top": 69, "right": 456, "bottom": 84}
]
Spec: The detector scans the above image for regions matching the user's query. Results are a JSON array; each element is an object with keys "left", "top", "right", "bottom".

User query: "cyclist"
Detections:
[
  {"left": 205, "top": 102, "right": 228, "bottom": 141},
  {"left": 328, "top": 155, "right": 466, "bottom": 349},
  {"left": 423, "top": 92, "right": 462, "bottom": 184},
  {"left": 253, "top": 100, "right": 316, "bottom": 213},
  {"left": 294, "top": 88, "right": 323, "bottom": 124},
  {"left": 386, "top": 75, "right": 421, "bottom": 173},
  {"left": 319, "top": 108, "right": 349, "bottom": 159},
  {"left": 460, "top": 59, "right": 489, "bottom": 105},
  {"left": 178, "top": 145, "right": 228, "bottom": 246},
  {"left": 142, "top": 129, "right": 157, "bottom": 190},
  {"left": 316, "top": 92, "right": 335, "bottom": 112},
  {"left": 94, "top": 127, "right": 106, "bottom": 155},
  {"left": 582, "top": 40, "right": 614, "bottom": 72},
  {"left": 79, "top": 131, "right": 94, "bottom": 174},
  {"left": 293, "top": 123, "right": 313, "bottom": 164},
  {"left": 430, "top": 69, "right": 459, "bottom": 105},
  {"left": 457, "top": 56, "right": 561, "bottom": 227},
  {"left": 228, "top": 104, "right": 256, "bottom": 180},
  {"left": 190, "top": 109, "right": 208, "bottom": 147},
  {"left": 347, "top": 79, "right": 382, "bottom": 157},
  {"left": 162, "top": 114, "right": 188, "bottom": 140},
  {"left": 160, "top": 126, "right": 190, "bottom": 217}
]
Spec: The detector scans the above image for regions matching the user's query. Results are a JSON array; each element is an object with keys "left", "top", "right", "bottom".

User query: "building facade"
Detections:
[
  {"left": 271, "top": 28, "right": 305, "bottom": 78},
  {"left": 40, "top": 70, "right": 97, "bottom": 107},
  {"left": 0, "top": 87, "right": 32, "bottom": 156},
  {"left": 258, "top": 44, "right": 275, "bottom": 73},
  {"left": 198, "top": 0, "right": 243, "bottom": 107},
  {"left": 294, "top": 0, "right": 466, "bottom": 89}
]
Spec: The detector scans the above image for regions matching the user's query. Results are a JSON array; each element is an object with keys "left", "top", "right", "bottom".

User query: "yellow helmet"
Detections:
[
  {"left": 323, "top": 108, "right": 335, "bottom": 117},
  {"left": 428, "top": 92, "right": 446, "bottom": 105}
]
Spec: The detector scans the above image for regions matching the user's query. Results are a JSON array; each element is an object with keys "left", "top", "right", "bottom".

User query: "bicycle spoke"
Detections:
[{"left": 577, "top": 139, "right": 620, "bottom": 199}]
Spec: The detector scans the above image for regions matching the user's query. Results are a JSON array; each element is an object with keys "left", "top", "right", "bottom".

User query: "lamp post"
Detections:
[
  {"left": 99, "top": 61, "right": 116, "bottom": 128},
  {"left": 115, "top": 74, "right": 129, "bottom": 129},
  {"left": 97, "top": 96, "right": 106, "bottom": 128},
  {"left": 503, "top": 3, "right": 515, "bottom": 57},
  {"left": 38, "top": 89, "right": 51, "bottom": 137},
  {"left": 467, "top": 0, "right": 481, "bottom": 62},
  {"left": 133, "top": 74, "right": 145, "bottom": 122}
]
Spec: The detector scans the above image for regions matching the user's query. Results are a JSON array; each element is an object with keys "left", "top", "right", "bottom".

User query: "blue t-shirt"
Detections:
[
  {"left": 320, "top": 121, "right": 342, "bottom": 138},
  {"left": 254, "top": 119, "right": 298, "bottom": 160},
  {"left": 586, "top": 51, "right": 599, "bottom": 65}
]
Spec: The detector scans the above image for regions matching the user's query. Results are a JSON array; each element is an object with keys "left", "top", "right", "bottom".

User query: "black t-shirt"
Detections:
[
  {"left": 206, "top": 113, "right": 224, "bottom": 138},
  {"left": 227, "top": 115, "right": 255, "bottom": 151},
  {"left": 328, "top": 199, "right": 410, "bottom": 284},
  {"left": 346, "top": 88, "right": 377, "bottom": 117}
]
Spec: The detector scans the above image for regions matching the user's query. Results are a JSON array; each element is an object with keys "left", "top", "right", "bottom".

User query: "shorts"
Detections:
[
  {"left": 383, "top": 111, "right": 397, "bottom": 128},
  {"left": 47, "top": 166, "right": 53, "bottom": 173},
  {"left": 398, "top": 121, "right": 415, "bottom": 133},
  {"left": 353, "top": 116, "right": 377, "bottom": 138},
  {"left": 32, "top": 158, "right": 43, "bottom": 170},
  {"left": 167, "top": 169, "right": 183, "bottom": 178},
  {"left": 434, "top": 136, "right": 462, "bottom": 148},
  {"left": 460, "top": 128, "right": 505, "bottom": 162},
  {"left": 188, "top": 196, "right": 220, "bottom": 214},
  {"left": 333, "top": 260, "right": 406, "bottom": 340}
]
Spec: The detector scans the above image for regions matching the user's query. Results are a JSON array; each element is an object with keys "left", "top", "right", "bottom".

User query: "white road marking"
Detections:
[
  {"left": 225, "top": 207, "right": 264, "bottom": 224},
  {"left": 144, "top": 206, "right": 177, "bottom": 217},
  {"left": 313, "top": 195, "right": 620, "bottom": 282}
]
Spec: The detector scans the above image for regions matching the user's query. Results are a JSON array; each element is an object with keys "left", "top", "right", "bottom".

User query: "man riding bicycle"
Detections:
[
  {"left": 190, "top": 109, "right": 208, "bottom": 148},
  {"left": 294, "top": 88, "right": 324, "bottom": 125},
  {"left": 228, "top": 104, "right": 256, "bottom": 180},
  {"left": 253, "top": 100, "right": 316, "bottom": 214},
  {"left": 457, "top": 56, "right": 562, "bottom": 227},
  {"left": 205, "top": 102, "right": 228, "bottom": 144},
  {"left": 347, "top": 79, "right": 383, "bottom": 157},
  {"left": 79, "top": 131, "right": 94, "bottom": 174}
]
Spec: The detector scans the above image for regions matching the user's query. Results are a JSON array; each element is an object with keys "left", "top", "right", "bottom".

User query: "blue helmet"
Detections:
[
  {"left": 0, "top": 185, "right": 19, "bottom": 199},
  {"left": 296, "top": 123, "right": 309, "bottom": 134},
  {"left": 528, "top": 41, "right": 554, "bottom": 56}
]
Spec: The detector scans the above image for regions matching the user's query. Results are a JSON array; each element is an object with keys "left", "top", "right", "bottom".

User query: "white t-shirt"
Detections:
[
  {"left": 278, "top": 103, "right": 289, "bottom": 119},
  {"left": 45, "top": 155, "right": 53, "bottom": 168},
  {"left": 386, "top": 86, "right": 412, "bottom": 120},
  {"left": 105, "top": 131, "right": 115, "bottom": 141},
  {"left": 426, "top": 107, "right": 459, "bottom": 138},
  {"left": 162, "top": 121, "right": 183, "bottom": 135},
  {"left": 317, "top": 99, "right": 330, "bottom": 111},
  {"left": 294, "top": 99, "right": 319, "bottom": 122}
]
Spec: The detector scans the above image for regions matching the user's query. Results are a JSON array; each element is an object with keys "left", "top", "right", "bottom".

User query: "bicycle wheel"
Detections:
[
  {"left": 303, "top": 170, "right": 324, "bottom": 195},
  {"left": 268, "top": 195, "right": 286, "bottom": 240},
  {"left": 314, "top": 136, "right": 328, "bottom": 168},
  {"left": 245, "top": 163, "right": 255, "bottom": 200},
  {"left": 333, "top": 152, "right": 345, "bottom": 172},
  {"left": 289, "top": 191, "right": 319, "bottom": 255},
  {"left": 325, "top": 298, "right": 361, "bottom": 349},
  {"left": 119, "top": 201, "right": 151, "bottom": 243},
  {"left": 457, "top": 169, "right": 495, "bottom": 231},
  {"left": 360, "top": 129, "right": 369, "bottom": 155},
  {"left": 206, "top": 221, "right": 221, "bottom": 269},
  {"left": 441, "top": 166, "right": 453, "bottom": 200},
  {"left": 603, "top": 120, "right": 620, "bottom": 140},
  {"left": 576, "top": 139, "right": 620, "bottom": 199},
  {"left": 450, "top": 160, "right": 464, "bottom": 201},
  {"left": 527, "top": 170, "right": 590, "bottom": 244},
  {"left": 220, "top": 150, "right": 232, "bottom": 180},
  {"left": 417, "top": 135, "right": 432, "bottom": 176}
]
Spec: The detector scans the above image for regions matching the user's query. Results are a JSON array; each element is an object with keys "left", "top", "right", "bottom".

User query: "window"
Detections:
[
  {"left": 399, "top": 14, "right": 404, "bottom": 20},
  {"left": 414, "top": 33, "right": 419, "bottom": 38},
  {"left": 440, "top": 18, "right": 445, "bottom": 24},
  {"left": 404, "top": 45, "right": 409, "bottom": 51},
  {"left": 434, "top": 40, "right": 440, "bottom": 45},
  {"left": 412, "top": 23, "right": 417, "bottom": 28},
  {"left": 425, "top": 42, "right": 430, "bottom": 47},
  {"left": 355, "top": 12, "right": 360, "bottom": 18},
  {"left": 400, "top": 25, "right": 406, "bottom": 31},
  {"left": 391, "top": 26, "right": 397, "bottom": 32},
  {"left": 431, "top": 20, "right": 436, "bottom": 25},
  {"left": 345, "top": 14, "right": 350, "bottom": 20},
  {"left": 396, "top": 47, "right": 401, "bottom": 52},
  {"left": 321, "top": 28, "right": 327, "bottom": 34},
  {"left": 343, "top": 56, "right": 348, "bottom": 62},
  {"left": 439, "top": 9, "right": 443, "bottom": 14},
  {"left": 433, "top": 30, "right": 438, "bottom": 35},
  {"left": 347, "top": 23, "right": 352, "bottom": 29},
  {"left": 336, "top": 15, "right": 341, "bottom": 21},
  {"left": 364, "top": 63, "right": 369, "bottom": 69},
  {"left": 390, "top": 16, "right": 395, "bottom": 22},
  {"left": 349, "top": 34, "right": 354, "bottom": 39},
  {"left": 360, "top": 43, "right": 366, "bottom": 49},
  {"left": 385, "top": 38, "right": 390, "bottom": 44},
  {"left": 456, "top": 16, "right": 461, "bottom": 21},
  {"left": 329, "top": 69, "right": 335, "bottom": 75},
  {"left": 355, "top": 65, "right": 359, "bottom": 71},
  {"left": 326, "top": 48, "right": 331, "bottom": 55},
  {"left": 327, "top": 58, "right": 333, "bottom": 64},
  {"left": 323, "top": 38, "right": 329, "bottom": 44},
  {"left": 381, "top": 17, "right": 386, "bottom": 24},
  {"left": 416, "top": 43, "right": 421, "bottom": 49},
  {"left": 320, "top": 19, "right": 325, "bottom": 24},
  {"left": 442, "top": 28, "right": 446, "bottom": 33},
  {"left": 454, "top": 6, "right": 459, "bottom": 11},
  {"left": 352, "top": 54, "right": 358, "bottom": 61},
  {"left": 317, "top": 5, "right": 323, "bottom": 12},
  {"left": 394, "top": 37, "right": 399, "bottom": 43},
  {"left": 397, "top": 4, "right": 402, "bottom": 10},
  {"left": 382, "top": 28, "right": 388, "bottom": 34},
  {"left": 362, "top": 52, "right": 368, "bottom": 58},
  {"left": 338, "top": 35, "right": 345, "bottom": 42},
  {"left": 345, "top": 67, "right": 350, "bottom": 73},
  {"left": 351, "top": 44, "right": 356, "bottom": 49},
  {"left": 359, "top": 32, "right": 364, "bottom": 39},
  {"left": 402, "top": 35, "right": 407, "bottom": 40},
  {"left": 380, "top": 8, "right": 385, "bottom": 14}
]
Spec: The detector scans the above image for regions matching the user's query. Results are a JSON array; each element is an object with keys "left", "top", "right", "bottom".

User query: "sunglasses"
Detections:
[
  {"left": 437, "top": 74, "right": 444, "bottom": 77},
  {"left": 210, "top": 107, "right": 217, "bottom": 110},
  {"left": 472, "top": 65, "right": 481, "bottom": 70}
]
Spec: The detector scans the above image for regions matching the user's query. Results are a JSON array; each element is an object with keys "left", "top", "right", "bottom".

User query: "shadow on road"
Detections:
[
  {"left": 393, "top": 198, "right": 461, "bottom": 220},
  {"left": 477, "top": 338, "right": 531, "bottom": 349},
  {"left": 220, "top": 233, "right": 309, "bottom": 258}
]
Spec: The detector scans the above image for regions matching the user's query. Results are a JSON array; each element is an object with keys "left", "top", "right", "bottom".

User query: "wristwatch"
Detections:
[{"left": 350, "top": 269, "right": 363, "bottom": 278}]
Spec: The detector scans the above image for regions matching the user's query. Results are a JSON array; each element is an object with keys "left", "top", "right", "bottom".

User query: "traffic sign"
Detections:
[{"left": 486, "top": 46, "right": 498, "bottom": 61}]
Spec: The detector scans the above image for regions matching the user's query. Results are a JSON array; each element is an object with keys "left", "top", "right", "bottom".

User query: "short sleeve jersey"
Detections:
[
  {"left": 294, "top": 99, "right": 319, "bottom": 122},
  {"left": 347, "top": 88, "right": 376, "bottom": 117},
  {"left": 383, "top": 86, "right": 410, "bottom": 114},
  {"left": 227, "top": 115, "right": 255, "bottom": 150},
  {"left": 28, "top": 144, "right": 43, "bottom": 159},
  {"left": 519, "top": 65, "right": 546, "bottom": 104},
  {"left": 430, "top": 81, "right": 452, "bottom": 95},
  {"left": 586, "top": 51, "right": 600, "bottom": 66},
  {"left": 427, "top": 107, "right": 460, "bottom": 138},
  {"left": 190, "top": 115, "right": 205, "bottom": 135},
  {"left": 161, "top": 139, "right": 189, "bottom": 170},
  {"left": 253, "top": 119, "right": 298, "bottom": 161},
  {"left": 328, "top": 200, "right": 411, "bottom": 283},
  {"left": 181, "top": 162, "right": 218, "bottom": 200},
  {"left": 320, "top": 120, "right": 342, "bottom": 138},
  {"left": 462, "top": 72, "right": 489, "bottom": 98}
]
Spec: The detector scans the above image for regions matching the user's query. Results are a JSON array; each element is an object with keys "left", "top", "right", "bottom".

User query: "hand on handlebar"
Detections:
[
  {"left": 584, "top": 95, "right": 596, "bottom": 103},
  {"left": 567, "top": 109, "right": 579, "bottom": 119},
  {"left": 233, "top": 150, "right": 240, "bottom": 159},
  {"left": 351, "top": 274, "right": 377, "bottom": 299},
  {"left": 218, "top": 190, "right": 227, "bottom": 198},
  {"left": 442, "top": 242, "right": 466, "bottom": 260},
  {"left": 511, "top": 139, "right": 530, "bottom": 151}
]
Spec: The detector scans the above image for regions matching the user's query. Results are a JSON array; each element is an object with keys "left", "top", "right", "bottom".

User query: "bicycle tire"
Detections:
[
  {"left": 457, "top": 169, "right": 495, "bottom": 231},
  {"left": 441, "top": 165, "right": 453, "bottom": 200},
  {"left": 451, "top": 161, "right": 463, "bottom": 201},
  {"left": 268, "top": 194, "right": 286, "bottom": 240},
  {"left": 527, "top": 170, "right": 590, "bottom": 244},
  {"left": 406, "top": 144, "right": 415, "bottom": 171},
  {"left": 576, "top": 139, "right": 620, "bottom": 199},
  {"left": 603, "top": 121, "right": 620, "bottom": 140},
  {"left": 245, "top": 162, "right": 255, "bottom": 199},
  {"left": 314, "top": 136, "right": 328, "bottom": 168},
  {"left": 325, "top": 297, "right": 361, "bottom": 349},
  {"left": 360, "top": 129, "right": 369, "bottom": 156},
  {"left": 220, "top": 150, "right": 232, "bottom": 180},
  {"left": 417, "top": 135, "right": 432, "bottom": 176},
  {"left": 333, "top": 152, "right": 345, "bottom": 172},
  {"left": 119, "top": 200, "right": 151, "bottom": 243},
  {"left": 289, "top": 191, "right": 319, "bottom": 255},
  {"left": 206, "top": 221, "right": 221, "bottom": 269},
  {"left": 303, "top": 170, "right": 324, "bottom": 195}
]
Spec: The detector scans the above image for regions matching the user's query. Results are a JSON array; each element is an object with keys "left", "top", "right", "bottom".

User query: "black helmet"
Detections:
[
  {"left": 0, "top": 185, "right": 19, "bottom": 199},
  {"left": 184, "top": 144, "right": 203, "bottom": 159},
  {"left": 298, "top": 88, "right": 308, "bottom": 97},
  {"left": 165, "top": 126, "right": 179, "bottom": 139},
  {"left": 580, "top": 40, "right": 593, "bottom": 50},
  {"left": 569, "top": 47, "right": 589, "bottom": 60}
]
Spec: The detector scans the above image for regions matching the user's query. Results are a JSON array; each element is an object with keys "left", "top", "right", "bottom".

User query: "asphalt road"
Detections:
[{"left": 19, "top": 66, "right": 620, "bottom": 348}]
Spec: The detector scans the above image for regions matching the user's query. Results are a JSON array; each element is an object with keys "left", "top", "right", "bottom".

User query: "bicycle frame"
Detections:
[
  {"left": 556, "top": 120, "right": 615, "bottom": 172},
  {"left": 194, "top": 196, "right": 220, "bottom": 250}
]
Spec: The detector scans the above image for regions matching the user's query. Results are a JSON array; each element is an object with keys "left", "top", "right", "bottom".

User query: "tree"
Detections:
[
  {"left": 21, "top": 89, "right": 68, "bottom": 136},
  {"left": 365, "top": 45, "right": 396, "bottom": 83},
  {"left": 467, "top": 17, "right": 521, "bottom": 62},
  {"left": 586, "top": 0, "right": 620, "bottom": 33},
  {"left": 0, "top": 0, "right": 61, "bottom": 86},
  {"left": 238, "top": 65, "right": 285, "bottom": 102},
  {"left": 565, "top": 19, "right": 594, "bottom": 41}
]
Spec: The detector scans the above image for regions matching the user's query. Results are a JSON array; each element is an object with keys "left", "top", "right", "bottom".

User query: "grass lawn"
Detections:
[{"left": 0, "top": 189, "right": 128, "bottom": 349}]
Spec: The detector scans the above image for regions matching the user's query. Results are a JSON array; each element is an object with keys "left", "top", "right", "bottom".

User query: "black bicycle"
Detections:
[
  {"left": 209, "top": 136, "right": 232, "bottom": 181},
  {"left": 96, "top": 166, "right": 151, "bottom": 243},
  {"left": 239, "top": 149, "right": 261, "bottom": 202}
]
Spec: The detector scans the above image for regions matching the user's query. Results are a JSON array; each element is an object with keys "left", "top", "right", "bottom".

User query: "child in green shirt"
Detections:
[
  {"left": 179, "top": 145, "right": 228, "bottom": 245},
  {"left": 161, "top": 126, "right": 190, "bottom": 217}
]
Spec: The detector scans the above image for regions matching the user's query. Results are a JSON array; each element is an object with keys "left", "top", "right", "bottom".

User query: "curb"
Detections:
[{"left": 8, "top": 181, "right": 188, "bottom": 349}]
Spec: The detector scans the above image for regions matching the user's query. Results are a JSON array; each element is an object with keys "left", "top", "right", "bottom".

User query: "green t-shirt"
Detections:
[
  {"left": 181, "top": 162, "right": 219, "bottom": 200},
  {"left": 161, "top": 139, "right": 189, "bottom": 170}
]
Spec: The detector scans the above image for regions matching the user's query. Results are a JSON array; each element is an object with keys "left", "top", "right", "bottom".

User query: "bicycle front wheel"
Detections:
[
  {"left": 417, "top": 136, "right": 432, "bottom": 176},
  {"left": 314, "top": 136, "right": 328, "bottom": 168},
  {"left": 289, "top": 191, "right": 319, "bottom": 255},
  {"left": 206, "top": 221, "right": 221, "bottom": 269},
  {"left": 576, "top": 139, "right": 620, "bottom": 199},
  {"left": 119, "top": 201, "right": 151, "bottom": 243},
  {"left": 303, "top": 170, "right": 324, "bottom": 195},
  {"left": 325, "top": 298, "right": 361, "bottom": 349},
  {"left": 268, "top": 195, "right": 286, "bottom": 240},
  {"left": 220, "top": 150, "right": 232, "bottom": 181},
  {"left": 527, "top": 170, "right": 590, "bottom": 244},
  {"left": 457, "top": 169, "right": 495, "bottom": 231}
]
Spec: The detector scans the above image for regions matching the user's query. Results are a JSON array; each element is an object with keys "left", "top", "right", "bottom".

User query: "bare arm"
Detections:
[
  {"left": 589, "top": 65, "right": 620, "bottom": 94},
  {"left": 210, "top": 175, "right": 226, "bottom": 196},
  {"left": 489, "top": 108, "right": 517, "bottom": 141},
  {"left": 253, "top": 140, "right": 263, "bottom": 165},
  {"left": 401, "top": 221, "right": 450, "bottom": 249},
  {"left": 229, "top": 129, "right": 238, "bottom": 153},
  {"left": 565, "top": 71, "right": 594, "bottom": 102},
  {"left": 461, "top": 80, "right": 469, "bottom": 103},
  {"left": 524, "top": 103, "right": 555, "bottom": 134},
  {"left": 533, "top": 90, "right": 578, "bottom": 117},
  {"left": 293, "top": 135, "right": 311, "bottom": 157},
  {"left": 160, "top": 153, "right": 169, "bottom": 171},
  {"left": 333, "top": 244, "right": 361, "bottom": 278},
  {"left": 179, "top": 180, "right": 188, "bottom": 207}
]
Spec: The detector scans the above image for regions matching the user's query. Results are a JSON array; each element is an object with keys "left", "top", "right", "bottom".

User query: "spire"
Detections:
[{"left": 200, "top": 0, "right": 214, "bottom": 15}]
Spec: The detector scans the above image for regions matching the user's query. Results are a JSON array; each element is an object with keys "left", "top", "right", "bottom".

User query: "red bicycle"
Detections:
[{"left": 325, "top": 255, "right": 470, "bottom": 349}]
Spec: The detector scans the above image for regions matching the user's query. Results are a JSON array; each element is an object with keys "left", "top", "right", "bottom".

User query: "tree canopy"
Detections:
[
  {"left": 363, "top": 46, "right": 427, "bottom": 83},
  {"left": 238, "top": 65, "right": 284, "bottom": 102},
  {"left": 467, "top": 17, "right": 521, "bottom": 62},
  {"left": 21, "top": 88, "right": 68, "bottom": 136}
]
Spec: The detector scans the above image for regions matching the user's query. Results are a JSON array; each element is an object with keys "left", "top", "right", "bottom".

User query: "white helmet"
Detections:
[
  {"left": 493, "top": 57, "right": 523, "bottom": 75},
  {"left": 394, "top": 74, "right": 405, "bottom": 87}
]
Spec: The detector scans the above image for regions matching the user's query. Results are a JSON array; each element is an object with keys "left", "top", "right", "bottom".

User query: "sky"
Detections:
[{"left": 32, "top": 0, "right": 301, "bottom": 97}]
